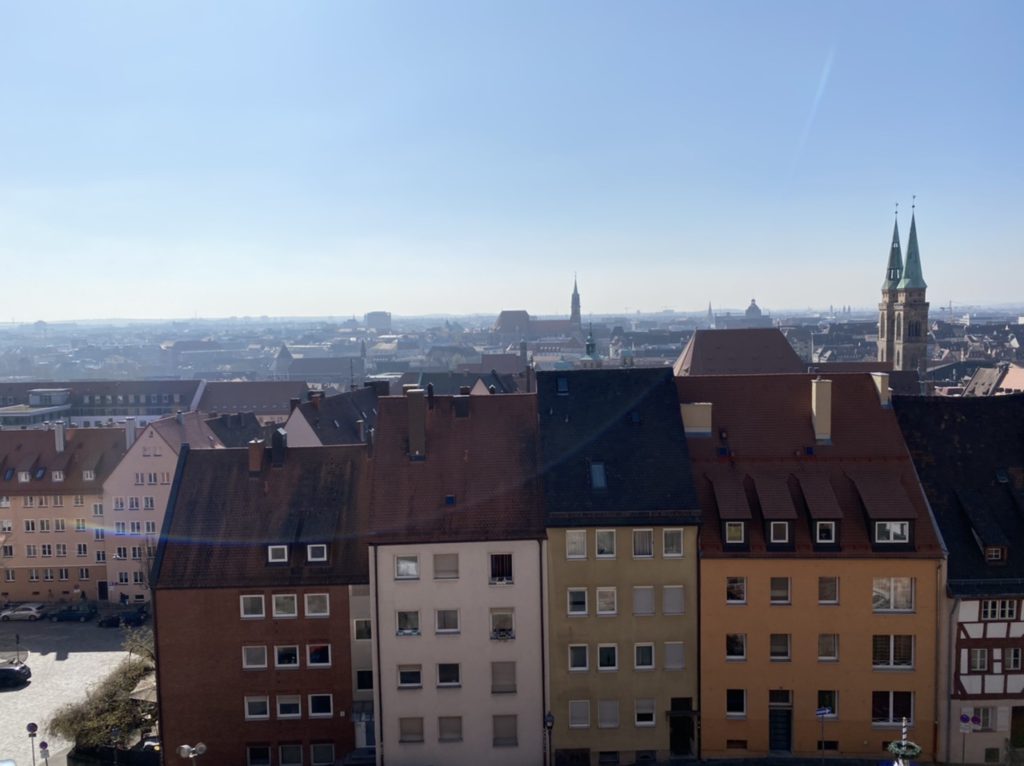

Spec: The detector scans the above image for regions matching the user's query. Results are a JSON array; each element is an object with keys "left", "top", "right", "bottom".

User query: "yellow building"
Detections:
[
  {"left": 539, "top": 369, "right": 702, "bottom": 766},
  {"left": 678, "top": 373, "right": 945, "bottom": 761}
]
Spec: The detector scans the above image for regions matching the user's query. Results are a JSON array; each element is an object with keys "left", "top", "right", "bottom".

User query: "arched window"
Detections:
[{"left": 896, "top": 315, "right": 903, "bottom": 340}]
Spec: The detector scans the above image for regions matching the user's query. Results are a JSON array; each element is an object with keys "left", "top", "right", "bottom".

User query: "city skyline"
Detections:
[{"left": 2, "top": 1, "right": 1021, "bottom": 321}]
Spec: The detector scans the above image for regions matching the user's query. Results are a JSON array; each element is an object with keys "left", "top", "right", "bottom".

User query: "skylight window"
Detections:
[{"left": 590, "top": 462, "right": 607, "bottom": 490}]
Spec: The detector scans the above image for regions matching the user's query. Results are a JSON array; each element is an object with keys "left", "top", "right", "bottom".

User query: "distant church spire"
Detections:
[
  {"left": 897, "top": 202, "right": 927, "bottom": 290},
  {"left": 570, "top": 274, "right": 582, "bottom": 327},
  {"left": 881, "top": 206, "right": 903, "bottom": 291}
]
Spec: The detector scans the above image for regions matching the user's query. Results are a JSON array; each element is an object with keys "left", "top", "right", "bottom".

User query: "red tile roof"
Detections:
[
  {"left": 0, "top": 427, "right": 126, "bottom": 493},
  {"left": 674, "top": 328, "right": 805, "bottom": 376}
]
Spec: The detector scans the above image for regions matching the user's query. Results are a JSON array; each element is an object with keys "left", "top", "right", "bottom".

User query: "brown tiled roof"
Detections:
[
  {"left": 673, "top": 328, "right": 805, "bottom": 376},
  {"left": 0, "top": 427, "right": 126, "bottom": 493},
  {"left": 203, "top": 412, "right": 275, "bottom": 448},
  {"left": 368, "top": 393, "right": 544, "bottom": 544},
  {"left": 150, "top": 412, "right": 223, "bottom": 453},
  {"left": 676, "top": 373, "right": 942, "bottom": 557},
  {"left": 197, "top": 381, "right": 310, "bottom": 415},
  {"left": 153, "top": 444, "right": 371, "bottom": 589}
]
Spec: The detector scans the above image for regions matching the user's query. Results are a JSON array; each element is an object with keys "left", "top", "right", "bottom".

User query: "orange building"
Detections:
[{"left": 677, "top": 373, "right": 945, "bottom": 760}]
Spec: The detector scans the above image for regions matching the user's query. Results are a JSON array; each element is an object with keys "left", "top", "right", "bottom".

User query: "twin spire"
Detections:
[{"left": 881, "top": 202, "right": 927, "bottom": 292}]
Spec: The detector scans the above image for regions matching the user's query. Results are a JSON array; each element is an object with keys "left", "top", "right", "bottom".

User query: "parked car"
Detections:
[
  {"left": 0, "top": 603, "right": 47, "bottom": 621},
  {"left": 0, "top": 662, "right": 31, "bottom": 688},
  {"left": 50, "top": 605, "right": 98, "bottom": 623},
  {"left": 97, "top": 607, "right": 148, "bottom": 628}
]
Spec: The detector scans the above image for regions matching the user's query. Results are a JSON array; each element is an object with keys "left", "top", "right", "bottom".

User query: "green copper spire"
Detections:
[
  {"left": 881, "top": 215, "right": 903, "bottom": 291},
  {"left": 896, "top": 212, "right": 927, "bottom": 290}
]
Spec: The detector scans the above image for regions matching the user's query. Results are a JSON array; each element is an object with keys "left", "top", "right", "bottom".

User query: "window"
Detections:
[
  {"left": 26, "top": 544, "right": 38, "bottom": 558},
  {"left": 663, "top": 528, "right": 684, "bottom": 557},
  {"left": 873, "top": 635, "right": 914, "bottom": 668},
  {"left": 395, "top": 716, "right": 419, "bottom": 741},
  {"left": 114, "top": 522, "right": 126, "bottom": 536},
  {"left": 569, "top": 644, "right": 589, "bottom": 671},
  {"left": 128, "top": 497, "right": 139, "bottom": 511},
  {"left": 279, "top": 745, "right": 302, "bottom": 766},
  {"left": 967, "top": 648, "right": 988, "bottom": 672},
  {"left": 569, "top": 700, "right": 590, "bottom": 728},
  {"left": 75, "top": 518, "right": 86, "bottom": 531},
  {"left": 818, "top": 634, "right": 839, "bottom": 661},
  {"left": 596, "top": 529, "right": 616, "bottom": 558},
  {"left": 770, "top": 577, "right": 791, "bottom": 604},
  {"left": 435, "top": 609, "right": 460, "bottom": 633},
  {"left": 871, "top": 691, "right": 913, "bottom": 725},
  {"left": 598, "top": 644, "right": 618, "bottom": 671},
  {"left": 663, "top": 585, "right": 685, "bottom": 615},
  {"left": 130, "top": 546, "right": 141, "bottom": 560},
  {"left": 355, "top": 619, "right": 372, "bottom": 640},
  {"left": 95, "top": 550, "right": 106, "bottom": 563},
  {"left": 433, "top": 552, "right": 459, "bottom": 579},
  {"left": 985, "top": 546, "right": 1006, "bottom": 562},
  {"left": 267, "top": 544, "right": 288, "bottom": 563},
  {"left": 248, "top": 746, "right": 271, "bottom": 766},
  {"left": 724, "top": 521, "right": 745, "bottom": 543},
  {"left": 633, "top": 529, "right": 654, "bottom": 558},
  {"left": 975, "top": 707, "right": 995, "bottom": 731},
  {"left": 438, "top": 716, "right": 463, "bottom": 742},
  {"left": 144, "top": 521, "right": 156, "bottom": 534},
  {"left": 818, "top": 690, "right": 838, "bottom": 717},
  {"left": 1007, "top": 647, "right": 1022, "bottom": 671},
  {"left": 597, "top": 587, "right": 617, "bottom": 615},
  {"left": 489, "top": 553, "right": 513, "bottom": 583},
  {"left": 53, "top": 498, "right": 64, "bottom": 510},
  {"left": 770, "top": 634, "right": 791, "bottom": 661},
  {"left": 242, "top": 646, "right": 267, "bottom": 669},
  {"left": 395, "top": 555, "right": 419, "bottom": 579},
  {"left": 24, "top": 519, "right": 36, "bottom": 533},
  {"left": 73, "top": 495, "right": 83, "bottom": 507},
  {"left": 0, "top": 519, "right": 9, "bottom": 531},
  {"left": 240, "top": 595, "right": 265, "bottom": 619},
  {"left": 143, "top": 496, "right": 155, "bottom": 510},
  {"left": 568, "top": 587, "right": 587, "bottom": 615},
  {"left": 664, "top": 641, "right": 685, "bottom": 670},
  {"left": 490, "top": 608, "right": 514, "bottom": 639},
  {"left": 134, "top": 472, "right": 144, "bottom": 486},
  {"left": 492, "top": 714, "right": 518, "bottom": 747},
  {"left": 566, "top": 529, "right": 587, "bottom": 559},
  {"left": 397, "top": 610, "right": 420, "bottom": 635},
  {"left": 116, "top": 571, "right": 127, "bottom": 583},
  {"left": 39, "top": 518, "right": 51, "bottom": 532},
  {"left": 304, "top": 593, "right": 329, "bottom": 617},
  {"left": 556, "top": 376, "right": 569, "bottom": 395},
  {"left": 3, "top": 569, "right": 13, "bottom": 582},
  {"left": 272, "top": 594, "right": 298, "bottom": 618},
  {"left": 398, "top": 665, "right": 422, "bottom": 688},
  {"left": 306, "top": 544, "right": 327, "bottom": 562},
  {"left": 275, "top": 645, "right": 299, "bottom": 668},
  {"left": 816, "top": 521, "right": 836, "bottom": 544},
  {"left": 634, "top": 643, "right": 654, "bottom": 670},
  {"left": 1, "top": 545, "right": 11, "bottom": 558},
  {"left": 873, "top": 578, "right": 915, "bottom": 611},
  {"left": 277, "top": 695, "right": 301, "bottom": 719},
  {"left": 491, "top": 661, "right": 516, "bottom": 693},
  {"left": 818, "top": 576, "right": 839, "bottom": 604},
  {"left": 769, "top": 521, "right": 790, "bottom": 544},
  {"left": 55, "top": 543, "right": 67, "bottom": 557},
  {"left": 633, "top": 586, "right": 655, "bottom": 615},
  {"left": 28, "top": 568, "right": 38, "bottom": 582},
  {"left": 598, "top": 700, "right": 620, "bottom": 728},
  {"left": 58, "top": 567, "right": 69, "bottom": 581},
  {"left": 875, "top": 521, "right": 910, "bottom": 544},
  {"left": 635, "top": 699, "right": 656, "bottom": 727},
  {"left": 726, "top": 577, "right": 747, "bottom": 604},
  {"left": 307, "top": 643, "right": 331, "bottom": 668},
  {"left": 244, "top": 696, "right": 270, "bottom": 720},
  {"left": 92, "top": 503, "right": 103, "bottom": 516},
  {"left": 726, "top": 689, "right": 746, "bottom": 717},
  {"left": 590, "top": 462, "right": 607, "bottom": 490},
  {"left": 980, "top": 599, "right": 1017, "bottom": 620},
  {"left": 726, "top": 633, "right": 747, "bottom": 660},
  {"left": 437, "top": 663, "right": 460, "bottom": 687}
]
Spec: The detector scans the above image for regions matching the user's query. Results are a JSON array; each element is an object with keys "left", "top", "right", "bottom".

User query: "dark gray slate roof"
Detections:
[
  {"left": 894, "top": 394, "right": 1024, "bottom": 596},
  {"left": 537, "top": 368, "right": 701, "bottom": 527}
]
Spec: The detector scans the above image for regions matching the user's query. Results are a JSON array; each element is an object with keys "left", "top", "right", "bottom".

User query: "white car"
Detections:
[{"left": 0, "top": 603, "right": 47, "bottom": 621}]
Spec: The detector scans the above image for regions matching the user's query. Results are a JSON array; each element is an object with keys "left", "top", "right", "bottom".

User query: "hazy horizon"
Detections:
[{"left": 2, "top": 2, "right": 1021, "bottom": 322}]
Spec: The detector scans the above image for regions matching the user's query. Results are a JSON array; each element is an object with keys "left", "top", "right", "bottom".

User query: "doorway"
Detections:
[
  {"left": 768, "top": 690, "right": 793, "bottom": 753},
  {"left": 669, "top": 697, "right": 696, "bottom": 757},
  {"left": 1012, "top": 706, "right": 1024, "bottom": 748}
]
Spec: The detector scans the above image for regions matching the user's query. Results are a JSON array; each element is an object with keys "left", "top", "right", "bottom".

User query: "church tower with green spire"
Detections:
[
  {"left": 892, "top": 209, "right": 929, "bottom": 372},
  {"left": 877, "top": 214, "right": 903, "bottom": 365}
]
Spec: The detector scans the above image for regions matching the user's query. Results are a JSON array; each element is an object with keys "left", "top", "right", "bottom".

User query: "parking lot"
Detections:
[{"left": 0, "top": 618, "right": 129, "bottom": 765}]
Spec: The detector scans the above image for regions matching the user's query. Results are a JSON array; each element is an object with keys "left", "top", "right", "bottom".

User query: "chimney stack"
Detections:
[
  {"left": 407, "top": 388, "right": 427, "bottom": 458},
  {"left": 356, "top": 419, "right": 366, "bottom": 443},
  {"left": 871, "top": 372, "right": 892, "bottom": 408},
  {"left": 176, "top": 410, "right": 184, "bottom": 425},
  {"left": 55, "top": 421, "right": 66, "bottom": 454},
  {"left": 289, "top": 397, "right": 300, "bottom": 413},
  {"left": 125, "top": 417, "right": 137, "bottom": 450},
  {"left": 271, "top": 428, "right": 288, "bottom": 467},
  {"left": 426, "top": 382, "right": 435, "bottom": 410},
  {"left": 248, "top": 439, "right": 265, "bottom": 476},
  {"left": 811, "top": 378, "right": 832, "bottom": 444}
]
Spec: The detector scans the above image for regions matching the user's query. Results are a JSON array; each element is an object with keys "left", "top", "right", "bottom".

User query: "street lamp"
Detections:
[
  {"left": 177, "top": 743, "right": 207, "bottom": 761},
  {"left": 544, "top": 711, "right": 555, "bottom": 766}
]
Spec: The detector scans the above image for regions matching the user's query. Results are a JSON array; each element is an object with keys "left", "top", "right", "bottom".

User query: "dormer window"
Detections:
[
  {"left": 267, "top": 545, "right": 288, "bottom": 563},
  {"left": 590, "top": 462, "right": 607, "bottom": 490},
  {"left": 556, "top": 377, "right": 569, "bottom": 395},
  {"left": 82, "top": 470, "right": 95, "bottom": 482},
  {"left": 874, "top": 521, "right": 910, "bottom": 544},
  {"left": 52, "top": 471, "right": 64, "bottom": 483},
  {"left": 815, "top": 521, "right": 836, "bottom": 544},
  {"left": 18, "top": 471, "right": 30, "bottom": 483},
  {"left": 768, "top": 522, "right": 789, "bottom": 544},
  {"left": 984, "top": 546, "right": 1006, "bottom": 563},
  {"left": 724, "top": 521, "right": 745, "bottom": 544},
  {"left": 34, "top": 467, "right": 46, "bottom": 480},
  {"left": 307, "top": 544, "right": 328, "bottom": 563}
]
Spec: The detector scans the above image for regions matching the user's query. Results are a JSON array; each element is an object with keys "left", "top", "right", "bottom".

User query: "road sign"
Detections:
[
  {"left": 960, "top": 714, "right": 971, "bottom": 724},
  {"left": 816, "top": 707, "right": 832, "bottom": 717},
  {"left": 960, "top": 722, "right": 972, "bottom": 733}
]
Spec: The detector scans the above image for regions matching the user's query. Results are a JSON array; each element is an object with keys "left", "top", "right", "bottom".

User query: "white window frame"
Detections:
[
  {"left": 726, "top": 576, "right": 747, "bottom": 604},
  {"left": 1006, "top": 647, "right": 1022, "bottom": 671},
  {"left": 568, "top": 644, "right": 589, "bottom": 672},
  {"left": 769, "top": 521, "right": 790, "bottom": 544},
  {"left": 818, "top": 633, "right": 839, "bottom": 662},
  {"left": 276, "top": 694, "right": 302, "bottom": 719},
  {"left": 664, "top": 641, "right": 685, "bottom": 671},
  {"left": 595, "top": 529, "right": 616, "bottom": 558},
  {"left": 969, "top": 648, "right": 988, "bottom": 672},
  {"left": 872, "top": 634, "right": 915, "bottom": 669},
  {"left": 567, "top": 587, "right": 588, "bottom": 616},
  {"left": 304, "top": 593, "right": 330, "bottom": 618},
  {"left": 726, "top": 633, "right": 747, "bottom": 661},
  {"left": 632, "top": 528, "right": 654, "bottom": 559},
  {"left": 663, "top": 585, "right": 685, "bottom": 615},
  {"left": 565, "top": 529, "right": 587, "bottom": 560},
  {"left": 663, "top": 528, "right": 684, "bottom": 558},
  {"left": 569, "top": 700, "right": 590, "bottom": 729},
  {"left": 395, "top": 554, "right": 419, "bottom": 580},
  {"left": 398, "top": 664, "right": 422, "bottom": 688},
  {"left": 306, "top": 544, "right": 328, "bottom": 562},
  {"left": 816, "top": 520, "right": 836, "bottom": 544},
  {"left": 873, "top": 577, "right": 915, "bottom": 612},
  {"left": 634, "top": 642, "right": 655, "bottom": 670},
  {"left": 871, "top": 691, "right": 914, "bottom": 726},
  {"left": 635, "top": 698, "right": 656, "bottom": 728},
  {"left": 267, "top": 544, "right": 288, "bottom": 563},
  {"left": 432, "top": 552, "right": 459, "bottom": 579},
  {"left": 306, "top": 643, "right": 331, "bottom": 668},
  {"left": 272, "top": 594, "right": 298, "bottom": 618},
  {"left": 279, "top": 745, "right": 302, "bottom": 766},
  {"left": 396, "top": 610, "right": 420, "bottom": 636},
  {"left": 244, "top": 695, "right": 270, "bottom": 720},
  {"left": 435, "top": 608, "right": 460, "bottom": 634},
  {"left": 770, "top": 577, "right": 792, "bottom": 604},
  {"left": 726, "top": 689, "right": 747, "bottom": 718},
  {"left": 436, "top": 662, "right": 461, "bottom": 688},
  {"left": 770, "top": 633, "right": 791, "bottom": 661},
  {"left": 818, "top": 576, "right": 839, "bottom": 604},
  {"left": 874, "top": 520, "right": 910, "bottom": 544},
  {"left": 240, "top": 594, "right": 265, "bottom": 619},
  {"left": 597, "top": 643, "right": 618, "bottom": 671},
  {"left": 598, "top": 699, "right": 620, "bottom": 729},
  {"left": 633, "top": 585, "right": 655, "bottom": 616},
  {"left": 242, "top": 645, "right": 268, "bottom": 669},
  {"left": 596, "top": 586, "right": 617, "bottom": 616},
  {"left": 274, "top": 645, "right": 300, "bottom": 669},
  {"left": 724, "top": 521, "right": 745, "bottom": 543}
]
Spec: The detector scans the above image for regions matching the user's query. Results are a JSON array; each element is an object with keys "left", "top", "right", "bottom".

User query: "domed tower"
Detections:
[
  {"left": 877, "top": 213, "right": 903, "bottom": 365},
  {"left": 893, "top": 209, "right": 929, "bottom": 372}
]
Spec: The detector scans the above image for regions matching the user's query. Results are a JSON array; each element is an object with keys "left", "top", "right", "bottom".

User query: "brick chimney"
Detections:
[
  {"left": 871, "top": 372, "right": 892, "bottom": 408},
  {"left": 407, "top": 388, "right": 426, "bottom": 459},
  {"left": 248, "top": 439, "right": 265, "bottom": 476},
  {"left": 811, "top": 378, "right": 832, "bottom": 444},
  {"left": 55, "top": 421, "right": 66, "bottom": 453}
]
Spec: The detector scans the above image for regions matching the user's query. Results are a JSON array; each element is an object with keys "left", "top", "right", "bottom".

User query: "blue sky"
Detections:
[{"left": 1, "top": 1, "right": 1021, "bottom": 320}]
